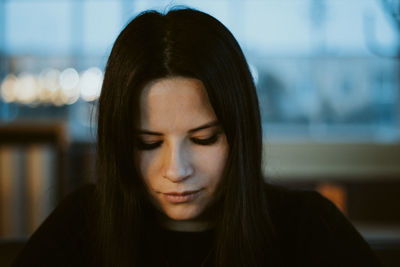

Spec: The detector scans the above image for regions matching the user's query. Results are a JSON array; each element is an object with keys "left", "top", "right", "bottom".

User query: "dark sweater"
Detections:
[{"left": 12, "top": 184, "right": 381, "bottom": 267}]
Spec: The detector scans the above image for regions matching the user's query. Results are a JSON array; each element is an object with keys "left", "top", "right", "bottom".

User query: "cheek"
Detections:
[
  {"left": 138, "top": 152, "right": 156, "bottom": 185},
  {"left": 196, "top": 144, "right": 228, "bottom": 185}
]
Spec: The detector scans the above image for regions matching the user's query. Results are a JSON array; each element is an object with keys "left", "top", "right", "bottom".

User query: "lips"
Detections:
[{"left": 163, "top": 189, "right": 201, "bottom": 204}]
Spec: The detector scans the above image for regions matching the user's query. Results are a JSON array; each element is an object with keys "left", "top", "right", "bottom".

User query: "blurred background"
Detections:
[{"left": 0, "top": 0, "right": 399, "bottom": 266}]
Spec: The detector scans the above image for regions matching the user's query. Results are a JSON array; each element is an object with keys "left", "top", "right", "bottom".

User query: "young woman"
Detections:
[{"left": 14, "top": 8, "right": 381, "bottom": 267}]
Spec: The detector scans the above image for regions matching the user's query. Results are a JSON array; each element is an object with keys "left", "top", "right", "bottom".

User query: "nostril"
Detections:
[
  {"left": 164, "top": 167, "right": 193, "bottom": 182},
  {"left": 163, "top": 158, "right": 194, "bottom": 182}
]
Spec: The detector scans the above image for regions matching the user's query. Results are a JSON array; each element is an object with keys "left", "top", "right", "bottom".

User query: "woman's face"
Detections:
[{"left": 137, "top": 76, "right": 228, "bottom": 222}]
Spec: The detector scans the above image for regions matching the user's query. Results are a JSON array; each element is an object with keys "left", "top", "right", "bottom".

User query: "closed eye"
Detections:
[
  {"left": 136, "top": 131, "right": 222, "bottom": 150},
  {"left": 137, "top": 140, "right": 162, "bottom": 150},
  {"left": 191, "top": 133, "right": 220, "bottom": 145}
]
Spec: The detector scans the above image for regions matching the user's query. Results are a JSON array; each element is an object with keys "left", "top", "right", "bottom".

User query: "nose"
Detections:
[{"left": 163, "top": 142, "right": 193, "bottom": 182}]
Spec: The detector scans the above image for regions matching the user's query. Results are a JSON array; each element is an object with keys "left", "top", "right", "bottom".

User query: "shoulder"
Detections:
[
  {"left": 264, "top": 183, "right": 382, "bottom": 267},
  {"left": 13, "top": 184, "right": 97, "bottom": 267},
  {"left": 264, "top": 183, "right": 340, "bottom": 223}
]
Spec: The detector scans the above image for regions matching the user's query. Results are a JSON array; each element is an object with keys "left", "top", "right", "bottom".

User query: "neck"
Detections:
[
  {"left": 154, "top": 210, "right": 215, "bottom": 232},
  {"left": 159, "top": 217, "right": 214, "bottom": 232}
]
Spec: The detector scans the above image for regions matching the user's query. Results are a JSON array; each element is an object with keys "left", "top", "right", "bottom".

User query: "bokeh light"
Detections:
[
  {"left": 79, "top": 67, "right": 103, "bottom": 102},
  {"left": 59, "top": 68, "right": 79, "bottom": 90},
  {"left": 14, "top": 73, "right": 39, "bottom": 104},
  {"left": 60, "top": 68, "right": 80, "bottom": 105},
  {"left": 1, "top": 74, "right": 17, "bottom": 103}
]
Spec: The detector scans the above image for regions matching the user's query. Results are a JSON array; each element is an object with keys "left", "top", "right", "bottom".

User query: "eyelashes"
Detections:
[
  {"left": 137, "top": 140, "right": 163, "bottom": 150},
  {"left": 191, "top": 133, "right": 219, "bottom": 146},
  {"left": 137, "top": 133, "right": 221, "bottom": 151}
]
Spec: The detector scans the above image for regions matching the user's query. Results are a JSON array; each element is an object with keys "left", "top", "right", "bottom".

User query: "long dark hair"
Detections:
[{"left": 96, "top": 7, "right": 277, "bottom": 266}]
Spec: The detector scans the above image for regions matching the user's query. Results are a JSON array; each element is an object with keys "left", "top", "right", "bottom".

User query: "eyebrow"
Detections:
[{"left": 137, "top": 121, "right": 220, "bottom": 136}]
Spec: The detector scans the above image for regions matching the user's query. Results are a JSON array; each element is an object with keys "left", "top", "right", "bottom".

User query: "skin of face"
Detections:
[{"left": 137, "top": 76, "right": 228, "bottom": 231}]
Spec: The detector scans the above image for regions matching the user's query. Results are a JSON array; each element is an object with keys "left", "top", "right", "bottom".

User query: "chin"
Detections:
[{"left": 164, "top": 206, "right": 201, "bottom": 221}]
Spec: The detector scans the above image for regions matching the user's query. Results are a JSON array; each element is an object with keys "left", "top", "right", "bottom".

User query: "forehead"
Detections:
[{"left": 139, "top": 77, "right": 217, "bottom": 131}]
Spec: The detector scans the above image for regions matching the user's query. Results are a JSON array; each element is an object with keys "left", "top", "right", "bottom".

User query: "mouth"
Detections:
[{"left": 162, "top": 189, "right": 202, "bottom": 204}]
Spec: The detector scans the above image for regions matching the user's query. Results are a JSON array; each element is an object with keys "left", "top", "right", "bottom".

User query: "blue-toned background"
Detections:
[
  {"left": 0, "top": 1, "right": 399, "bottom": 266},
  {"left": 1, "top": 0, "right": 399, "bottom": 142}
]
